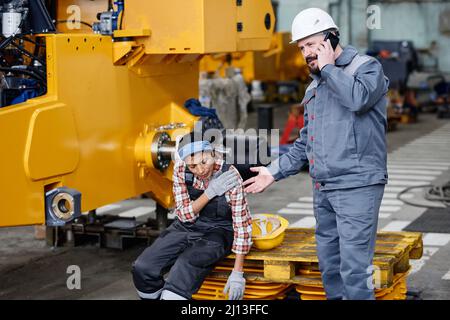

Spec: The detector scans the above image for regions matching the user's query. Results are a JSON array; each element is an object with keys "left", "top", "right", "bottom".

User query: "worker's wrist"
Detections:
[
  {"left": 320, "top": 64, "right": 334, "bottom": 78},
  {"left": 204, "top": 188, "right": 216, "bottom": 200},
  {"left": 267, "top": 160, "right": 283, "bottom": 181}
]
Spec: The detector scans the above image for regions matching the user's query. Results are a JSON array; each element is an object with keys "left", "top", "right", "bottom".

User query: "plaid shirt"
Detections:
[{"left": 173, "top": 159, "right": 253, "bottom": 255}]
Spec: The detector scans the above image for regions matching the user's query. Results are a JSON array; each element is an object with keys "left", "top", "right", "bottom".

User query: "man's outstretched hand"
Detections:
[{"left": 243, "top": 167, "right": 275, "bottom": 194}]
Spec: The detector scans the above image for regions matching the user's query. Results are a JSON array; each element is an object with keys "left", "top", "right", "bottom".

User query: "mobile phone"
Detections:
[{"left": 324, "top": 31, "right": 340, "bottom": 51}]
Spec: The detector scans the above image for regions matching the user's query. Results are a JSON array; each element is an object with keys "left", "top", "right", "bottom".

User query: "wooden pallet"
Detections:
[
  {"left": 212, "top": 228, "right": 423, "bottom": 288},
  {"left": 295, "top": 268, "right": 410, "bottom": 300}
]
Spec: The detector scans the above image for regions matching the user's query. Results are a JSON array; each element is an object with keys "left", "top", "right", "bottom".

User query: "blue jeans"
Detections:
[{"left": 313, "top": 184, "right": 385, "bottom": 300}]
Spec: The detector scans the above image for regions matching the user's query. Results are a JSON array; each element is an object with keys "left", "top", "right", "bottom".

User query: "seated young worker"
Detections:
[{"left": 132, "top": 133, "right": 253, "bottom": 300}]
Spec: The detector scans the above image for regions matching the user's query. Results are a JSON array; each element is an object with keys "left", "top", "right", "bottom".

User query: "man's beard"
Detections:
[{"left": 306, "top": 55, "right": 320, "bottom": 75}]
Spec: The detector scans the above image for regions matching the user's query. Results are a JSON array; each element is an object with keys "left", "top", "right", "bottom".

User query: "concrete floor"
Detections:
[{"left": 1, "top": 109, "right": 450, "bottom": 300}]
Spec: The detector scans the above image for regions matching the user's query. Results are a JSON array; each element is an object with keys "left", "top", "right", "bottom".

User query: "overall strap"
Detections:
[{"left": 185, "top": 170, "right": 194, "bottom": 187}]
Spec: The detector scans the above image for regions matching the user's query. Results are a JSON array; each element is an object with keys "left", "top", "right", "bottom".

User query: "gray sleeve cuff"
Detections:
[
  {"left": 320, "top": 64, "right": 335, "bottom": 79},
  {"left": 267, "top": 158, "right": 285, "bottom": 182}
]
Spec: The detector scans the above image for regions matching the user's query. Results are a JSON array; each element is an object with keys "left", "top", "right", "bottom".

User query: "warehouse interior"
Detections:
[{"left": 1, "top": 0, "right": 450, "bottom": 302}]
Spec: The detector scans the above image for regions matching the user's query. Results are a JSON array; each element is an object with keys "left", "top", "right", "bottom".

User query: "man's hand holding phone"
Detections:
[{"left": 317, "top": 39, "right": 336, "bottom": 71}]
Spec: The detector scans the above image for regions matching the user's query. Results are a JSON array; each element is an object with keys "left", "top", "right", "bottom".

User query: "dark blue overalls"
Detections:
[{"left": 132, "top": 164, "right": 234, "bottom": 299}]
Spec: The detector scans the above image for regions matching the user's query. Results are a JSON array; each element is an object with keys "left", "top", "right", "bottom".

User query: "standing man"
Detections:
[{"left": 243, "top": 8, "right": 389, "bottom": 300}]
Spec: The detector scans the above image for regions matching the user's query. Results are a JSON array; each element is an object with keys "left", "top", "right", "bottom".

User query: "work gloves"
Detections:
[
  {"left": 204, "top": 170, "right": 239, "bottom": 200},
  {"left": 223, "top": 270, "right": 246, "bottom": 300}
]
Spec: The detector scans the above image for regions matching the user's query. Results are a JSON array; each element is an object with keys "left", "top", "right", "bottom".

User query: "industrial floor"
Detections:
[{"left": 1, "top": 109, "right": 450, "bottom": 300}]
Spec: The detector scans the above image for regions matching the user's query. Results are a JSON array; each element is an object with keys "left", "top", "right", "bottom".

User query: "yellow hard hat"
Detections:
[{"left": 252, "top": 214, "right": 289, "bottom": 250}]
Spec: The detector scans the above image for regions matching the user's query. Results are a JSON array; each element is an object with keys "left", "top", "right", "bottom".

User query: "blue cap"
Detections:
[{"left": 178, "top": 141, "right": 213, "bottom": 161}]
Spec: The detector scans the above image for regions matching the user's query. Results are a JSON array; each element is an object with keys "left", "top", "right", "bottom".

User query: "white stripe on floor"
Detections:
[
  {"left": 289, "top": 217, "right": 316, "bottom": 228},
  {"left": 412, "top": 139, "right": 450, "bottom": 142},
  {"left": 379, "top": 213, "right": 391, "bottom": 219},
  {"left": 379, "top": 206, "right": 402, "bottom": 213},
  {"left": 391, "top": 151, "right": 450, "bottom": 155},
  {"left": 384, "top": 186, "right": 407, "bottom": 192},
  {"left": 388, "top": 165, "right": 449, "bottom": 171},
  {"left": 278, "top": 208, "right": 314, "bottom": 215},
  {"left": 387, "top": 161, "right": 450, "bottom": 167},
  {"left": 381, "top": 199, "right": 403, "bottom": 206},
  {"left": 298, "top": 197, "right": 314, "bottom": 203},
  {"left": 388, "top": 175, "right": 436, "bottom": 181},
  {"left": 117, "top": 206, "right": 155, "bottom": 218},
  {"left": 389, "top": 160, "right": 450, "bottom": 165},
  {"left": 381, "top": 221, "right": 411, "bottom": 231},
  {"left": 388, "top": 180, "right": 431, "bottom": 187},
  {"left": 387, "top": 169, "right": 443, "bottom": 175},
  {"left": 383, "top": 193, "right": 413, "bottom": 199},
  {"left": 396, "top": 151, "right": 450, "bottom": 155},
  {"left": 287, "top": 202, "right": 313, "bottom": 209},
  {"left": 388, "top": 160, "right": 450, "bottom": 164},
  {"left": 442, "top": 270, "right": 450, "bottom": 281},
  {"left": 422, "top": 233, "right": 450, "bottom": 247},
  {"left": 393, "top": 147, "right": 450, "bottom": 152}
]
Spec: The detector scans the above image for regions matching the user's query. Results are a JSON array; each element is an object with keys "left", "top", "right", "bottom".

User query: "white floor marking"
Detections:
[
  {"left": 387, "top": 161, "right": 450, "bottom": 167},
  {"left": 388, "top": 165, "right": 449, "bottom": 171},
  {"left": 387, "top": 169, "right": 443, "bottom": 175},
  {"left": 117, "top": 206, "right": 156, "bottom": 218},
  {"left": 379, "top": 206, "right": 402, "bottom": 212},
  {"left": 289, "top": 217, "right": 316, "bottom": 228},
  {"left": 442, "top": 270, "right": 450, "bottom": 280},
  {"left": 298, "top": 197, "right": 314, "bottom": 203},
  {"left": 381, "top": 221, "right": 411, "bottom": 231},
  {"left": 383, "top": 193, "right": 413, "bottom": 199},
  {"left": 287, "top": 202, "right": 313, "bottom": 209},
  {"left": 379, "top": 213, "right": 391, "bottom": 219},
  {"left": 410, "top": 247, "right": 440, "bottom": 275},
  {"left": 381, "top": 199, "right": 403, "bottom": 206},
  {"left": 388, "top": 159, "right": 450, "bottom": 163},
  {"left": 388, "top": 175, "right": 436, "bottom": 181},
  {"left": 422, "top": 233, "right": 450, "bottom": 247},
  {"left": 388, "top": 180, "right": 431, "bottom": 186},
  {"left": 384, "top": 186, "right": 407, "bottom": 192},
  {"left": 278, "top": 208, "right": 314, "bottom": 215}
]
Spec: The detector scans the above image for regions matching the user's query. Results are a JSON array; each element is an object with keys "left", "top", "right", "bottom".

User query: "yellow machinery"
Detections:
[
  {"left": 199, "top": 31, "right": 309, "bottom": 100},
  {"left": 0, "top": 0, "right": 274, "bottom": 229}
]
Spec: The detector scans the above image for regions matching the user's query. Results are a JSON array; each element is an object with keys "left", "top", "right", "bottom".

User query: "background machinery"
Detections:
[
  {"left": 0, "top": 0, "right": 275, "bottom": 246},
  {"left": 200, "top": 31, "right": 309, "bottom": 103}
]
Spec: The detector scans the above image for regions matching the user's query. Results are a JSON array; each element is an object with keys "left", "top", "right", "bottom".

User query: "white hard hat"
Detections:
[{"left": 290, "top": 8, "right": 339, "bottom": 44}]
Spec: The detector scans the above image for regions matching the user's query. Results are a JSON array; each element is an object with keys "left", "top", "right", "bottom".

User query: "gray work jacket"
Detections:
[{"left": 268, "top": 46, "right": 389, "bottom": 190}]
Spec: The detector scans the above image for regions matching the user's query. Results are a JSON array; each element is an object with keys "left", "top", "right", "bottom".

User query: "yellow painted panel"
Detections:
[
  {"left": 24, "top": 104, "right": 80, "bottom": 181},
  {"left": 123, "top": 0, "right": 272, "bottom": 54}
]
